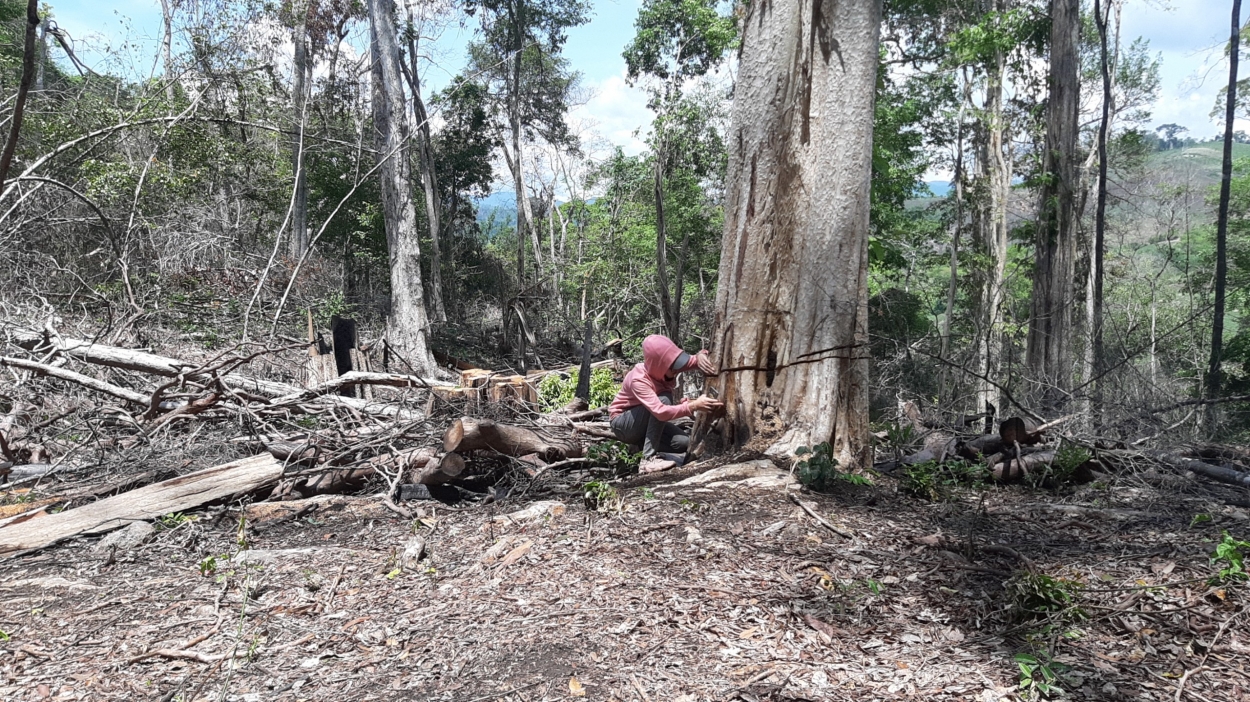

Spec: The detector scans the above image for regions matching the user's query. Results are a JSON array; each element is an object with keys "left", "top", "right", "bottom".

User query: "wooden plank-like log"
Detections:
[
  {"left": 443, "top": 417, "right": 582, "bottom": 461},
  {"left": 0, "top": 454, "right": 283, "bottom": 556}
]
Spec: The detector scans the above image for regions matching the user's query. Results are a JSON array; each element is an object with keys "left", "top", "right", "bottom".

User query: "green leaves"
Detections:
[{"left": 623, "top": 0, "right": 737, "bottom": 86}]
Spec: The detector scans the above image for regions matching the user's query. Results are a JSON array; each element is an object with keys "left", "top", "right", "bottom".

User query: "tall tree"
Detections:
[
  {"left": 707, "top": 0, "right": 880, "bottom": 469},
  {"left": 1091, "top": 0, "right": 1112, "bottom": 421},
  {"left": 400, "top": 3, "right": 447, "bottom": 322},
  {"left": 1207, "top": 0, "right": 1243, "bottom": 428},
  {"left": 623, "top": 0, "right": 735, "bottom": 342},
  {"left": 466, "top": 0, "right": 587, "bottom": 291},
  {"left": 289, "top": 0, "right": 312, "bottom": 258},
  {"left": 0, "top": 0, "right": 37, "bottom": 197},
  {"left": 368, "top": 0, "right": 436, "bottom": 374},
  {"left": 1025, "top": 0, "right": 1079, "bottom": 407}
]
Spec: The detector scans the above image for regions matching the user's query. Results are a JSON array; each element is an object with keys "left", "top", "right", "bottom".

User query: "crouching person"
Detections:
[{"left": 608, "top": 334, "right": 722, "bottom": 472}]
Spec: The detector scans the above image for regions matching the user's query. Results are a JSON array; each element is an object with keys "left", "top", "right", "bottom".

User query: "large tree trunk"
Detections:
[
  {"left": 706, "top": 0, "right": 880, "bottom": 469},
  {"left": 290, "top": 1, "right": 311, "bottom": 259},
  {"left": 1025, "top": 0, "right": 1079, "bottom": 407},
  {"left": 1207, "top": 0, "right": 1242, "bottom": 430},
  {"left": 973, "top": 43, "right": 1009, "bottom": 422},
  {"left": 368, "top": 0, "right": 435, "bottom": 375}
]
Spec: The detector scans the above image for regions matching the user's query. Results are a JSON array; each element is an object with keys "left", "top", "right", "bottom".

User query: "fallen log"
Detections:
[
  {"left": 443, "top": 417, "right": 583, "bottom": 461},
  {"left": 0, "top": 355, "right": 148, "bottom": 405},
  {"left": 1142, "top": 450, "right": 1250, "bottom": 489},
  {"left": 0, "top": 454, "right": 283, "bottom": 556}
]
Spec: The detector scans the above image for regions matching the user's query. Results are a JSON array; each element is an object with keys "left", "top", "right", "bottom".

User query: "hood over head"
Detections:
[{"left": 641, "top": 335, "right": 685, "bottom": 382}]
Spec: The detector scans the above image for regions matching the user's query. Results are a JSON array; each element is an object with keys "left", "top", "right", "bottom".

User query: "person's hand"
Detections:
[
  {"left": 696, "top": 350, "right": 718, "bottom": 376},
  {"left": 688, "top": 395, "right": 723, "bottom": 413}
]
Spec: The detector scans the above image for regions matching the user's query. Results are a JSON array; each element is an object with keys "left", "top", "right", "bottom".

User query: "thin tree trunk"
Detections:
[
  {"left": 34, "top": 17, "right": 45, "bottom": 92},
  {"left": 368, "top": 0, "right": 435, "bottom": 375},
  {"left": 1092, "top": 0, "right": 1113, "bottom": 425},
  {"left": 1026, "top": 0, "right": 1079, "bottom": 407},
  {"left": 0, "top": 0, "right": 39, "bottom": 196},
  {"left": 290, "top": 2, "right": 311, "bottom": 259},
  {"left": 402, "top": 22, "right": 447, "bottom": 323},
  {"left": 672, "top": 219, "right": 692, "bottom": 344},
  {"left": 1207, "top": 0, "right": 1243, "bottom": 430},
  {"left": 160, "top": 0, "right": 175, "bottom": 102},
  {"left": 655, "top": 153, "right": 676, "bottom": 338},
  {"left": 940, "top": 72, "right": 968, "bottom": 388},
  {"left": 707, "top": 0, "right": 881, "bottom": 469}
]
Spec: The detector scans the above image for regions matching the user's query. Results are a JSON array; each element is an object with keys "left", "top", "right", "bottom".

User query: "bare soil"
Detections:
[{"left": 2, "top": 464, "right": 1249, "bottom": 701}]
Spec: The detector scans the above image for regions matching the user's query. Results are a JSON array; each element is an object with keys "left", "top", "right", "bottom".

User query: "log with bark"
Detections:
[
  {"left": 0, "top": 454, "right": 284, "bottom": 556},
  {"left": 443, "top": 417, "right": 583, "bottom": 461}
]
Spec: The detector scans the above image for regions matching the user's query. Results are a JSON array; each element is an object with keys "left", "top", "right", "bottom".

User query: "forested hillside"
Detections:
[{"left": 1, "top": 0, "right": 1250, "bottom": 700}]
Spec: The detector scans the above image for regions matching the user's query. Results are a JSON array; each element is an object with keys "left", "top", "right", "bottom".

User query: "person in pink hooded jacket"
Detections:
[{"left": 609, "top": 334, "right": 722, "bottom": 469}]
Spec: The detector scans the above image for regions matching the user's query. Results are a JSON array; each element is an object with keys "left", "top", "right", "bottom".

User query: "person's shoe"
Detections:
[
  {"left": 655, "top": 452, "right": 687, "bottom": 466},
  {"left": 639, "top": 456, "right": 678, "bottom": 474}
]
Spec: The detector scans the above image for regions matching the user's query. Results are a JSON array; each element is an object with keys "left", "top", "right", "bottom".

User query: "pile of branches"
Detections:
[
  {"left": 876, "top": 402, "right": 1250, "bottom": 493},
  {"left": 0, "top": 323, "right": 624, "bottom": 555}
]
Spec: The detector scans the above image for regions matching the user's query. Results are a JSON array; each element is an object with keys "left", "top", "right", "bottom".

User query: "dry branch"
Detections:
[{"left": 0, "top": 355, "right": 148, "bottom": 405}]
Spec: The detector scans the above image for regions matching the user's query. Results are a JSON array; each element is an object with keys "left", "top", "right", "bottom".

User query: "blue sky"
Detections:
[{"left": 44, "top": 0, "right": 1245, "bottom": 160}]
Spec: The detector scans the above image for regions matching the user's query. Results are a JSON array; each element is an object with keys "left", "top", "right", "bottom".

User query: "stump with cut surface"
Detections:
[{"left": 443, "top": 417, "right": 582, "bottom": 461}]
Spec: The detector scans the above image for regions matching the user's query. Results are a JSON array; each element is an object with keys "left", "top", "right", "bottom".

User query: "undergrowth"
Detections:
[{"left": 537, "top": 367, "right": 619, "bottom": 412}]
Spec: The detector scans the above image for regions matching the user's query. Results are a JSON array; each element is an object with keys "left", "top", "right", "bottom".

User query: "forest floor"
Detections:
[{"left": 3, "top": 452, "right": 1250, "bottom": 702}]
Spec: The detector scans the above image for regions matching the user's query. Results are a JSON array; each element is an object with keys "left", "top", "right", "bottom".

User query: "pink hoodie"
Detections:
[{"left": 608, "top": 335, "right": 704, "bottom": 420}]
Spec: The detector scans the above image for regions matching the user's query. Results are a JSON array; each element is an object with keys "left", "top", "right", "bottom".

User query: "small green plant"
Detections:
[
  {"left": 1029, "top": 441, "right": 1090, "bottom": 488},
  {"left": 901, "top": 460, "right": 983, "bottom": 501},
  {"left": 1211, "top": 531, "right": 1250, "bottom": 583},
  {"left": 157, "top": 512, "right": 194, "bottom": 530},
  {"left": 198, "top": 555, "right": 219, "bottom": 576},
  {"left": 537, "top": 367, "right": 620, "bottom": 412},
  {"left": 587, "top": 440, "right": 642, "bottom": 473},
  {"left": 0, "top": 629, "right": 9, "bottom": 641},
  {"left": 1015, "top": 652, "right": 1070, "bottom": 700},
  {"left": 795, "top": 443, "right": 871, "bottom": 491},
  {"left": 583, "top": 481, "right": 622, "bottom": 513},
  {"left": 1191, "top": 513, "right": 1213, "bottom": 528},
  {"left": 1007, "top": 572, "right": 1085, "bottom": 623},
  {"left": 640, "top": 488, "right": 656, "bottom": 500}
]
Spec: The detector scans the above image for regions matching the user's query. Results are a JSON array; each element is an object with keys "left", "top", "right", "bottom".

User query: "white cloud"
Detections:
[{"left": 571, "top": 72, "right": 653, "bottom": 157}]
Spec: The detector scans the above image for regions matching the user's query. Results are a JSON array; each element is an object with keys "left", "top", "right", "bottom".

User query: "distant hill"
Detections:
[
  {"left": 476, "top": 191, "right": 517, "bottom": 225},
  {"left": 923, "top": 181, "right": 951, "bottom": 198}
]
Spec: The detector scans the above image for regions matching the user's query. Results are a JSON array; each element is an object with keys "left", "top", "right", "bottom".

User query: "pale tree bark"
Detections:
[
  {"left": 159, "top": 0, "right": 175, "bottom": 103},
  {"left": 399, "top": 8, "right": 447, "bottom": 322},
  {"left": 973, "top": 39, "right": 1009, "bottom": 423},
  {"left": 290, "top": 0, "right": 311, "bottom": 259},
  {"left": 368, "top": 0, "right": 436, "bottom": 375},
  {"left": 1207, "top": 0, "right": 1243, "bottom": 430},
  {"left": 654, "top": 153, "right": 676, "bottom": 339},
  {"left": 940, "top": 70, "right": 970, "bottom": 398},
  {"left": 708, "top": 0, "right": 880, "bottom": 469},
  {"left": 1026, "top": 0, "right": 1079, "bottom": 408}
]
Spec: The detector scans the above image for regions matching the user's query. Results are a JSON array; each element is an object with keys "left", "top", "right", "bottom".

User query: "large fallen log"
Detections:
[
  {"left": 444, "top": 417, "right": 583, "bottom": 461},
  {"left": 0, "top": 454, "right": 284, "bottom": 556}
]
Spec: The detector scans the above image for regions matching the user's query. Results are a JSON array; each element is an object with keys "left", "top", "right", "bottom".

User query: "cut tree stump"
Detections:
[
  {"left": 0, "top": 454, "right": 283, "bottom": 556},
  {"left": 443, "top": 417, "right": 583, "bottom": 461}
]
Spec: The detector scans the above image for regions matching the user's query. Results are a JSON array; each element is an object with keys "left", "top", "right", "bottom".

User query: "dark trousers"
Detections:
[{"left": 609, "top": 393, "right": 690, "bottom": 458}]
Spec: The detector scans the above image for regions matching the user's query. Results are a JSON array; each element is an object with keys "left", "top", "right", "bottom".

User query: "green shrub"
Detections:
[
  {"left": 901, "top": 460, "right": 983, "bottom": 500},
  {"left": 537, "top": 367, "right": 619, "bottom": 412},
  {"left": 796, "top": 443, "right": 871, "bottom": 492}
]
